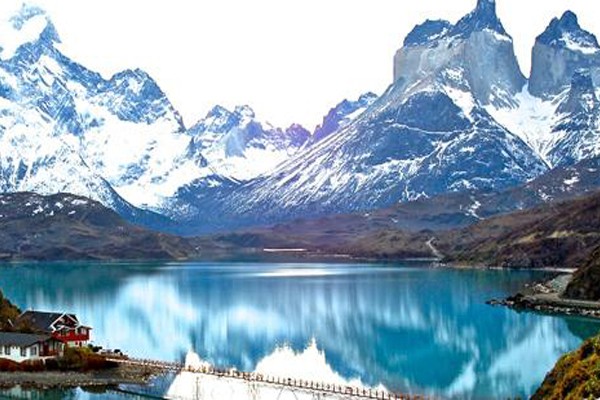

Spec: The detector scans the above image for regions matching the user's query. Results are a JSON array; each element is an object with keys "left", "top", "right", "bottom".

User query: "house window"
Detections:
[
  {"left": 4, "top": 346, "right": 10, "bottom": 355},
  {"left": 20, "top": 347, "right": 26, "bottom": 357},
  {"left": 31, "top": 346, "right": 37, "bottom": 356}
]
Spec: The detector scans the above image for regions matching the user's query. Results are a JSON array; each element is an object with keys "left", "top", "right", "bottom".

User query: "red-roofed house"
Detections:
[{"left": 16, "top": 311, "right": 91, "bottom": 347}]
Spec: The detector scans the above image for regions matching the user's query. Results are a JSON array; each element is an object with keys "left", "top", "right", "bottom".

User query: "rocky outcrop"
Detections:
[{"left": 564, "top": 246, "right": 600, "bottom": 301}]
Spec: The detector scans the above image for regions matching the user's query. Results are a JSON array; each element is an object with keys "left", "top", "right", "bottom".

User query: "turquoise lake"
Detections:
[{"left": 0, "top": 262, "right": 599, "bottom": 399}]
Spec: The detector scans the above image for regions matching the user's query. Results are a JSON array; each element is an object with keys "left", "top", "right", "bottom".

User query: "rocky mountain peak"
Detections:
[
  {"left": 537, "top": 11, "right": 600, "bottom": 51},
  {"left": 451, "top": 0, "right": 507, "bottom": 38},
  {"left": 403, "top": 20, "right": 453, "bottom": 47},
  {"left": 529, "top": 11, "right": 600, "bottom": 99},
  {"left": 1, "top": 4, "right": 60, "bottom": 60},
  {"left": 103, "top": 68, "right": 185, "bottom": 129},
  {"left": 233, "top": 105, "right": 256, "bottom": 120}
]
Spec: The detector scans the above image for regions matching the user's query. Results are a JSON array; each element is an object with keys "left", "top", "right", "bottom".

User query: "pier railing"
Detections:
[{"left": 107, "top": 357, "right": 433, "bottom": 400}]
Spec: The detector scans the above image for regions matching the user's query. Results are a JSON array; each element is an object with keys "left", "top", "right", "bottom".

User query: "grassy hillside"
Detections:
[
  {"left": 0, "top": 193, "right": 196, "bottom": 261},
  {"left": 208, "top": 190, "right": 600, "bottom": 267},
  {"left": 533, "top": 334, "right": 600, "bottom": 400},
  {"left": 438, "top": 191, "right": 600, "bottom": 269}
]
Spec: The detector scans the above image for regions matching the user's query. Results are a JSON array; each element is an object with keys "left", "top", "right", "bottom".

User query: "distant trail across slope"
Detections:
[{"left": 426, "top": 238, "right": 444, "bottom": 259}]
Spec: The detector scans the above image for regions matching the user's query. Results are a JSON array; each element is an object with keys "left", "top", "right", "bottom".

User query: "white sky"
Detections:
[{"left": 4, "top": 0, "right": 600, "bottom": 129}]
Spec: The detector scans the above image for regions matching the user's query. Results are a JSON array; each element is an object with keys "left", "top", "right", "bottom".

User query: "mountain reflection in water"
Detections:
[{"left": 0, "top": 262, "right": 597, "bottom": 398}]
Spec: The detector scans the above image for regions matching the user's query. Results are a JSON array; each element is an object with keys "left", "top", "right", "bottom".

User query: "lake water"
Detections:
[{"left": 0, "top": 261, "right": 599, "bottom": 399}]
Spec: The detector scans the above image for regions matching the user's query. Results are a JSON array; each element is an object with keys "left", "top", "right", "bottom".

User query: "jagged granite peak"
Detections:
[
  {"left": 451, "top": 0, "right": 507, "bottom": 38},
  {"left": 171, "top": 78, "right": 548, "bottom": 232},
  {"left": 403, "top": 20, "right": 453, "bottom": 47},
  {"left": 537, "top": 11, "right": 599, "bottom": 50},
  {"left": 313, "top": 92, "right": 377, "bottom": 141},
  {"left": 285, "top": 123, "right": 311, "bottom": 147},
  {"left": 191, "top": 104, "right": 256, "bottom": 135},
  {"left": 234, "top": 105, "right": 256, "bottom": 119},
  {"left": 402, "top": 0, "right": 507, "bottom": 48},
  {"left": 0, "top": 4, "right": 199, "bottom": 213},
  {"left": 529, "top": 11, "right": 600, "bottom": 98},
  {"left": 393, "top": 0, "right": 524, "bottom": 108}
]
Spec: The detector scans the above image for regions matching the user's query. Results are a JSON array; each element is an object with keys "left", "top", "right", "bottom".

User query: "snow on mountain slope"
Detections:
[
  {"left": 488, "top": 11, "right": 600, "bottom": 168},
  {"left": 0, "top": 3, "right": 315, "bottom": 219},
  {"left": 0, "top": 98, "right": 117, "bottom": 207},
  {"left": 187, "top": 105, "right": 310, "bottom": 182},
  {"left": 485, "top": 87, "right": 563, "bottom": 166},
  {"left": 169, "top": 0, "right": 548, "bottom": 232},
  {"left": 0, "top": 3, "right": 49, "bottom": 59},
  {"left": 0, "top": 4, "right": 198, "bottom": 211},
  {"left": 2, "top": 1, "right": 600, "bottom": 236}
]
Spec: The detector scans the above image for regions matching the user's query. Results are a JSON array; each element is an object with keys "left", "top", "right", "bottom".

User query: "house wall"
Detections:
[{"left": 0, "top": 343, "right": 42, "bottom": 363}]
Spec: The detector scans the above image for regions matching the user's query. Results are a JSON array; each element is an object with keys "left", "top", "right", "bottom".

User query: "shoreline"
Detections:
[
  {"left": 0, "top": 364, "right": 164, "bottom": 390},
  {"left": 487, "top": 273, "right": 600, "bottom": 320}
]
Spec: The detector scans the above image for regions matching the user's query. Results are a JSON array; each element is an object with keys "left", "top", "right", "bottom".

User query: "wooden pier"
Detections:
[{"left": 108, "top": 357, "right": 432, "bottom": 400}]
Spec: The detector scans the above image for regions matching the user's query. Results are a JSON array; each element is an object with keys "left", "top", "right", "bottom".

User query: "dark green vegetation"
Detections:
[
  {"left": 0, "top": 193, "right": 195, "bottom": 261},
  {"left": 533, "top": 334, "right": 600, "bottom": 400},
  {"left": 0, "top": 290, "right": 20, "bottom": 330}
]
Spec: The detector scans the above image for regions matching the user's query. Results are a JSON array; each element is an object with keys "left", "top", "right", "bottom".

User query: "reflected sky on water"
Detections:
[{"left": 1, "top": 261, "right": 598, "bottom": 399}]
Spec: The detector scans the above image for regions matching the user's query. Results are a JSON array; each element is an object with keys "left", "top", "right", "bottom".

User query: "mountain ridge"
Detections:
[{"left": 1, "top": 1, "right": 600, "bottom": 235}]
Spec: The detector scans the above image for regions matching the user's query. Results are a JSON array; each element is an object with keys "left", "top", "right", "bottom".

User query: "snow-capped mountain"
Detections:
[
  {"left": 187, "top": 105, "right": 310, "bottom": 182},
  {"left": 0, "top": 4, "right": 311, "bottom": 215},
  {"left": 0, "top": 4, "right": 189, "bottom": 211},
  {"left": 170, "top": 0, "right": 550, "bottom": 232},
  {"left": 529, "top": 11, "right": 600, "bottom": 99},
  {"left": 487, "top": 11, "right": 600, "bottom": 167},
  {"left": 2, "top": 0, "right": 600, "bottom": 235}
]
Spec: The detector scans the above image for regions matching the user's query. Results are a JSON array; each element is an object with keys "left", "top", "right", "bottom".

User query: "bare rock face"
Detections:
[
  {"left": 393, "top": 0, "right": 525, "bottom": 108},
  {"left": 529, "top": 11, "right": 600, "bottom": 99}
]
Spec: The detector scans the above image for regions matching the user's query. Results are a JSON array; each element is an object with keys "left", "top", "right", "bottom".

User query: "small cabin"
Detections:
[
  {"left": 16, "top": 311, "right": 92, "bottom": 348},
  {"left": 0, "top": 332, "right": 64, "bottom": 363}
]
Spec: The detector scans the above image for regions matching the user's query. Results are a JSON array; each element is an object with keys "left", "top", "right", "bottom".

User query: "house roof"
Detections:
[
  {"left": 0, "top": 332, "right": 56, "bottom": 347},
  {"left": 17, "top": 311, "right": 79, "bottom": 332}
]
